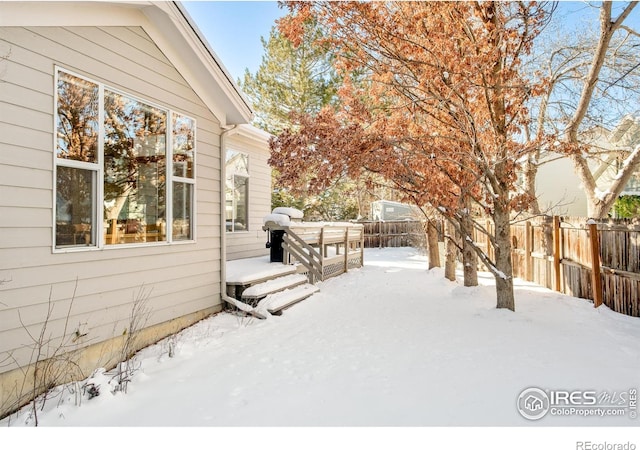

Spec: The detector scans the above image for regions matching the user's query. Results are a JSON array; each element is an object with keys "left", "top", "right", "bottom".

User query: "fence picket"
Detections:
[
  {"left": 360, "top": 217, "right": 638, "bottom": 317},
  {"left": 475, "top": 216, "right": 639, "bottom": 317}
]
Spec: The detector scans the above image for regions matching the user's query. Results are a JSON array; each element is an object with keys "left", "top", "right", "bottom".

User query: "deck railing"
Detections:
[{"left": 273, "top": 223, "right": 365, "bottom": 284}]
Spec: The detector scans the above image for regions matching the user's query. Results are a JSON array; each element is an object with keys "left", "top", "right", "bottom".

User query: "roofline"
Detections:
[
  {"left": 172, "top": 1, "right": 253, "bottom": 115},
  {"left": 0, "top": 1, "right": 254, "bottom": 126},
  {"left": 236, "top": 124, "right": 274, "bottom": 142}
]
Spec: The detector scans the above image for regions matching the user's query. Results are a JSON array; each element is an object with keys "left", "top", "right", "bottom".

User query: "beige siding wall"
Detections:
[
  {"left": 226, "top": 132, "right": 272, "bottom": 261},
  {"left": 0, "top": 26, "right": 223, "bottom": 376}
]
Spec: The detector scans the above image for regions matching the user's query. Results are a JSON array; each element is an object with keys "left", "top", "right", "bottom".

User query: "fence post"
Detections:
[
  {"left": 344, "top": 227, "right": 349, "bottom": 273},
  {"left": 553, "top": 216, "right": 561, "bottom": 292},
  {"left": 588, "top": 222, "right": 603, "bottom": 308},
  {"left": 360, "top": 226, "right": 365, "bottom": 267},
  {"left": 524, "top": 220, "right": 532, "bottom": 282}
]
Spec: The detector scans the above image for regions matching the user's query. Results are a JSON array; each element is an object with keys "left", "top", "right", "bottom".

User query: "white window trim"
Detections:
[{"left": 52, "top": 67, "right": 197, "bottom": 253}]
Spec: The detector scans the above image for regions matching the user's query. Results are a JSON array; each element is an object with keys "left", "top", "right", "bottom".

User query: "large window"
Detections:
[
  {"left": 225, "top": 150, "right": 249, "bottom": 232},
  {"left": 54, "top": 69, "right": 196, "bottom": 249}
]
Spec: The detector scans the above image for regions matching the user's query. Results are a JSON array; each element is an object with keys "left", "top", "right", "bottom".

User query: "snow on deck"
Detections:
[{"left": 226, "top": 255, "right": 297, "bottom": 285}]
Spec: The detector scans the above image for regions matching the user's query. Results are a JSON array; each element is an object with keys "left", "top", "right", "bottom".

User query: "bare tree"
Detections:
[{"left": 525, "top": 2, "right": 640, "bottom": 218}]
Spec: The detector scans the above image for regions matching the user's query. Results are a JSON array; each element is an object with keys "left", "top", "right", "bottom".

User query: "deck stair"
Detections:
[
  {"left": 258, "top": 283, "right": 320, "bottom": 315},
  {"left": 226, "top": 257, "right": 320, "bottom": 316},
  {"left": 241, "top": 273, "right": 309, "bottom": 302}
]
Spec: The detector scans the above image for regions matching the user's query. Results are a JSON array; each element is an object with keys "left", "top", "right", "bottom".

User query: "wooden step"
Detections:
[
  {"left": 226, "top": 257, "right": 298, "bottom": 286},
  {"left": 258, "top": 284, "right": 320, "bottom": 315},
  {"left": 241, "top": 274, "right": 309, "bottom": 301}
]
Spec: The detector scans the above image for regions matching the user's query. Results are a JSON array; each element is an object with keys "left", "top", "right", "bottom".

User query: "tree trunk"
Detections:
[
  {"left": 444, "top": 219, "right": 458, "bottom": 281},
  {"left": 460, "top": 210, "right": 478, "bottom": 287},
  {"left": 493, "top": 202, "right": 515, "bottom": 311},
  {"left": 427, "top": 220, "right": 441, "bottom": 269},
  {"left": 463, "top": 239, "right": 478, "bottom": 287}
]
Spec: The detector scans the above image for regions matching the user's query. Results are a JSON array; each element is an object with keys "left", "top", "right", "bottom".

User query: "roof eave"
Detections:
[
  {"left": 152, "top": 1, "right": 253, "bottom": 127},
  {"left": 0, "top": 1, "right": 254, "bottom": 127}
]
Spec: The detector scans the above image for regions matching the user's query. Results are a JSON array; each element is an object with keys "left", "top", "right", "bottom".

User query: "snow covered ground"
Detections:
[{"left": 2, "top": 248, "right": 639, "bottom": 447}]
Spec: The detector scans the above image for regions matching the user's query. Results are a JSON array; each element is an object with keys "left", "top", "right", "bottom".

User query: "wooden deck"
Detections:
[
  {"left": 225, "top": 222, "right": 364, "bottom": 316},
  {"left": 263, "top": 222, "right": 365, "bottom": 284}
]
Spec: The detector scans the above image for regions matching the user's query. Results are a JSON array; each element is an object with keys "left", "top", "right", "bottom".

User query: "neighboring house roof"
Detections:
[
  {"left": 0, "top": 0, "right": 253, "bottom": 127},
  {"left": 585, "top": 116, "right": 640, "bottom": 189},
  {"left": 609, "top": 115, "right": 640, "bottom": 149}
]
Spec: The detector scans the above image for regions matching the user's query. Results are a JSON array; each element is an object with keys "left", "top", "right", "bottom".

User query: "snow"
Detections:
[
  {"left": 594, "top": 187, "right": 612, "bottom": 201},
  {"left": 3, "top": 248, "right": 640, "bottom": 447},
  {"left": 226, "top": 255, "right": 296, "bottom": 285},
  {"left": 262, "top": 212, "right": 291, "bottom": 227},
  {"left": 494, "top": 269, "right": 508, "bottom": 280},
  {"left": 266, "top": 220, "right": 357, "bottom": 228},
  {"left": 272, "top": 207, "right": 304, "bottom": 219}
]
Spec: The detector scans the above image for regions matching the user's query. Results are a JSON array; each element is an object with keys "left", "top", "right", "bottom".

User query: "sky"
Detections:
[
  {"left": 182, "top": 1, "right": 640, "bottom": 86},
  {"left": 183, "top": 1, "right": 286, "bottom": 83}
]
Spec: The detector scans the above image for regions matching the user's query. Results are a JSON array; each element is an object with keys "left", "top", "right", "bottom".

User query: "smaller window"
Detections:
[
  {"left": 56, "top": 167, "right": 96, "bottom": 246},
  {"left": 172, "top": 114, "right": 195, "bottom": 178},
  {"left": 172, "top": 181, "right": 193, "bottom": 240},
  {"left": 172, "top": 113, "right": 196, "bottom": 241},
  {"left": 56, "top": 72, "right": 99, "bottom": 163},
  {"left": 54, "top": 71, "right": 99, "bottom": 248},
  {"left": 225, "top": 150, "right": 249, "bottom": 232}
]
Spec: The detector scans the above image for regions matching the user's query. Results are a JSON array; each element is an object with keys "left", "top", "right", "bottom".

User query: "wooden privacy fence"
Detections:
[
  {"left": 360, "top": 220, "right": 425, "bottom": 248},
  {"left": 279, "top": 223, "right": 365, "bottom": 284},
  {"left": 475, "top": 216, "right": 640, "bottom": 317}
]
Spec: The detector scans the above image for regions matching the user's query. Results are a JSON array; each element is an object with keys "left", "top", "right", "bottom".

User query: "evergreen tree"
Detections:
[
  {"left": 242, "top": 17, "right": 377, "bottom": 220},
  {"left": 240, "top": 18, "right": 338, "bottom": 135}
]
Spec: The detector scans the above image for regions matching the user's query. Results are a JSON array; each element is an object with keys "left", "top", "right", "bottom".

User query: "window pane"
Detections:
[
  {"left": 56, "top": 166, "right": 95, "bottom": 247},
  {"left": 226, "top": 175, "right": 248, "bottom": 232},
  {"left": 56, "top": 72, "right": 99, "bottom": 162},
  {"left": 104, "top": 91, "right": 167, "bottom": 244},
  {"left": 234, "top": 176, "right": 248, "bottom": 231},
  {"left": 225, "top": 174, "right": 234, "bottom": 232},
  {"left": 172, "top": 114, "right": 195, "bottom": 178},
  {"left": 226, "top": 150, "right": 249, "bottom": 177},
  {"left": 225, "top": 150, "right": 249, "bottom": 233},
  {"left": 172, "top": 181, "right": 193, "bottom": 240}
]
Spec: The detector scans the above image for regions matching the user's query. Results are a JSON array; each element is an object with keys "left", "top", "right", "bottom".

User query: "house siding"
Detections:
[
  {"left": 0, "top": 25, "right": 223, "bottom": 378},
  {"left": 226, "top": 132, "right": 272, "bottom": 261}
]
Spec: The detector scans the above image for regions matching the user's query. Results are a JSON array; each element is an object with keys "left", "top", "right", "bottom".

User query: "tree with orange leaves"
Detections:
[{"left": 270, "top": 1, "right": 551, "bottom": 311}]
